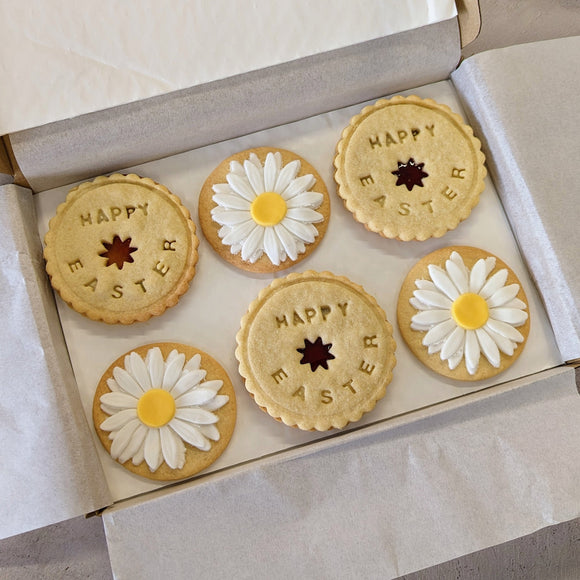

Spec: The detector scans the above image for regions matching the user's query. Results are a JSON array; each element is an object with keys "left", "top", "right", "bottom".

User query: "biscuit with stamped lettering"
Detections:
[
  {"left": 236, "top": 271, "right": 396, "bottom": 430},
  {"left": 334, "top": 95, "right": 486, "bottom": 241},
  {"left": 199, "top": 147, "right": 330, "bottom": 273},
  {"left": 397, "top": 246, "right": 530, "bottom": 381},
  {"left": 93, "top": 342, "right": 236, "bottom": 481},
  {"left": 44, "top": 174, "right": 198, "bottom": 324}
]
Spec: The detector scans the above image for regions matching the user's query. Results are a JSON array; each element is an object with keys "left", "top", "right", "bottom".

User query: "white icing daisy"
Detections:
[
  {"left": 211, "top": 151, "right": 324, "bottom": 265},
  {"left": 410, "top": 251, "right": 528, "bottom": 375},
  {"left": 99, "top": 348, "right": 229, "bottom": 472}
]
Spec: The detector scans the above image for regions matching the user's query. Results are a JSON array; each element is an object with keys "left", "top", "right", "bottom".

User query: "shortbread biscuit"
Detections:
[
  {"left": 236, "top": 271, "right": 396, "bottom": 430},
  {"left": 199, "top": 147, "right": 330, "bottom": 273},
  {"left": 397, "top": 246, "right": 530, "bottom": 381},
  {"left": 334, "top": 96, "right": 486, "bottom": 241},
  {"left": 93, "top": 342, "right": 236, "bottom": 481},
  {"left": 44, "top": 174, "right": 198, "bottom": 324}
]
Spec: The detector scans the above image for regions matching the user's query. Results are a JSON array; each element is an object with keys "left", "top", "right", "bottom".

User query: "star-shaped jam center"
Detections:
[
  {"left": 391, "top": 158, "right": 429, "bottom": 191},
  {"left": 99, "top": 235, "right": 138, "bottom": 269},
  {"left": 297, "top": 337, "right": 335, "bottom": 372}
]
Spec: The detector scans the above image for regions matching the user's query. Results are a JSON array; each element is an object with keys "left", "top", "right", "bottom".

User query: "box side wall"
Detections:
[
  {"left": 9, "top": 19, "right": 460, "bottom": 192},
  {"left": 0, "top": 185, "right": 111, "bottom": 539}
]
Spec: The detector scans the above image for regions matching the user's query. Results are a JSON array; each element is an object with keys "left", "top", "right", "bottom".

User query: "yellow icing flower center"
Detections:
[
  {"left": 137, "top": 389, "right": 176, "bottom": 428},
  {"left": 250, "top": 192, "right": 287, "bottom": 226},
  {"left": 451, "top": 292, "right": 489, "bottom": 330}
]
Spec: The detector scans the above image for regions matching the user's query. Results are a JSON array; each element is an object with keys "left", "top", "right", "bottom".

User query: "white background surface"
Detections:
[
  {"left": 34, "top": 79, "right": 562, "bottom": 503},
  {"left": 0, "top": 0, "right": 456, "bottom": 135}
]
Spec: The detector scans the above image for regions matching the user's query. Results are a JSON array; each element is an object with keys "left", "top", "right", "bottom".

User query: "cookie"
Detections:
[
  {"left": 199, "top": 147, "right": 330, "bottom": 273},
  {"left": 397, "top": 246, "right": 530, "bottom": 381},
  {"left": 236, "top": 271, "right": 396, "bottom": 430},
  {"left": 44, "top": 174, "right": 198, "bottom": 324},
  {"left": 334, "top": 96, "right": 486, "bottom": 241},
  {"left": 93, "top": 343, "right": 236, "bottom": 481}
]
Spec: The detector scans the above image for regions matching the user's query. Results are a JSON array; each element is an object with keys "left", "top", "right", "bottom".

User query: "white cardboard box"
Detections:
[{"left": 1, "top": 3, "right": 579, "bottom": 578}]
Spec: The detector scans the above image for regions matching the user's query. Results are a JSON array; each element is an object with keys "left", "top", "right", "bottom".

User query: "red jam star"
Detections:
[
  {"left": 391, "top": 158, "right": 429, "bottom": 191},
  {"left": 297, "top": 337, "right": 335, "bottom": 372},
  {"left": 99, "top": 235, "right": 138, "bottom": 269}
]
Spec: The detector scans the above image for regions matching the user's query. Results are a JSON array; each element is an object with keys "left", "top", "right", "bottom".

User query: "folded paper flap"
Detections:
[
  {"left": 0, "top": 185, "right": 111, "bottom": 540},
  {"left": 10, "top": 19, "right": 460, "bottom": 193},
  {"left": 103, "top": 367, "right": 580, "bottom": 579},
  {"left": 452, "top": 37, "right": 580, "bottom": 361}
]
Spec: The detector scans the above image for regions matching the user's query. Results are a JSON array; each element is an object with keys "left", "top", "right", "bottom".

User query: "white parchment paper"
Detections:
[
  {"left": 0, "top": 0, "right": 457, "bottom": 135},
  {"left": 34, "top": 80, "right": 562, "bottom": 503}
]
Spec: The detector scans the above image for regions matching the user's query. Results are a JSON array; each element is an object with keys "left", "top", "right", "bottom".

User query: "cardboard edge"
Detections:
[
  {"left": 0, "top": 136, "right": 14, "bottom": 185},
  {"left": 456, "top": 0, "right": 482, "bottom": 49}
]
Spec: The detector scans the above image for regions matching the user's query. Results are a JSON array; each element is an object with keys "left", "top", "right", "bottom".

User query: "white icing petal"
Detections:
[
  {"left": 465, "top": 330, "right": 480, "bottom": 375},
  {"left": 285, "top": 192, "right": 323, "bottom": 209},
  {"left": 113, "top": 367, "right": 145, "bottom": 398},
  {"left": 428, "top": 341, "right": 444, "bottom": 355},
  {"left": 440, "top": 326, "right": 465, "bottom": 360},
  {"left": 486, "top": 284, "right": 520, "bottom": 308},
  {"left": 285, "top": 207, "right": 323, "bottom": 223},
  {"left": 211, "top": 183, "right": 232, "bottom": 195},
  {"left": 221, "top": 221, "right": 257, "bottom": 246},
  {"left": 484, "top": 326, "right": 515, "bottom": 356},
  {"left": 274, "top": 224, "right": 299, "bottom": 261},
  {"left": 198, "top": 424, "right": 220, "bottom": 441},
  {"left": 198, "top": 380, "right": 224, "bottom": 393},
  {"left": 174, "top": 408, "right": 219, "bottom": 425},
  {"left": 129, "top": 352, "right": 151, "bottom": 391},
  {"left": 175, "top": 388, "right": 217, "bottom": 408},
  {"left": 476, "top": 328, "right": 501, "bottom": 367},
  {"left": 282, "top": 219, "right": 317, "bottom": 243},
  {"left": 413, "top": 290, "right": 453, "bottom": 309},
  {"left": 274, "top": 160, "right": 300, "bottom": 193},
  {"left": 409, "top": 297, "right": 432, "bottom": 310},
  {"left": 202, "top": 394, "right": 229, "bottom": 412},
  {"left": 184, "top": 353, "right": 202, "bottom": 372},
  {"left": 226, "top": 172, "right": 256, "bottom": 201},
  {"left": 469, "top": 258, "right": 488, "bottom": 294},
  {"left": 160, "top": 426, "right": 185, "bottom": 470},
  {"left": 241, "top": 226, "right": 264, "bottom": 262},
  {"left": 281, "top": 174, "right": 315, "bottom": 200},
  {"left": 489, "top": 307, "right": 528, "bottom": 326},
  {"left": 144, "top": 428, "right": 163, "bottom": 472},
  {"left": 100, "top": 408, "right": 138, "bottom": 432},
  {"left": 504, "top": 298, "right": 527, "bottom": 310},
  {"left": 244, "top": 159, "right": 265, "bottom": 195},
  {"left": 162, "top": 352, "right": 186, "bottom": 390},
  {"left": 415, "top": 279, "right": 437, "bottom": 291},
  {"left": 106, "top": 378, "right": 121, "bottom": 392},
  {"left": 479, "top": 269, "right": 508, "bottom": 299},
  {"left": 146, "top": 347, "right": 165, "bottom": 388},
  {"left": 132, "top": 444, "right": 145, "bottom": 466},
  {"left": 170, "top": 419, "right": 211, "bottom": 451},
  {"left": 422, "top": 318, "right": 456, "bottom": 346},
  {"left": 229, "top": 160, "right": 245, "bottom": 175},
  {"left": 484, "top": 257, "right": 496, "bottom": 276},
  {"left": 411, "top": 309, "right": 451, "bottom": 327},
  {"left": 212, "top": 193, "right": 252, "bottom": 210},
  {"left": 263, "top": 227, "right": 281, "bottom": 265},
  {"left": 211, "top": 209, "right": 252, "bottom": 226},
  {"left": 263, "top": 152, "right": 278, "bottom": 191},
  {"left": 118, "top": 423, "right": 148, "bottom": 464},
  {"left": 110, "top": 418, "right": 141, "bottom": 459},
  {"left": 171, "top": 369, "right": 206, "bottom": 398},
  {"left": 99, "top": 392, "right": 138, "bottom": 410},
  {"left": 445, "top": 259, "right": 469, "bottom": 294},
  {"left": 428, "top": 265, "right": 460, "bottom": 300},
  {"left": 447, "top": 350, "right": 463, "bottom": 370},
  {"left": 485, "top": 318, "right": 524, "bottom": 342}
]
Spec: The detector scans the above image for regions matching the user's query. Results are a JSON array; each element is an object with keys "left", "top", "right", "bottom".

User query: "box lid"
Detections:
[
  {"left": 0, "top": 0, "right": 457, "bottom": 136},
  {"left": 102, "top": 367, "right": 580, "bottom": 579}
]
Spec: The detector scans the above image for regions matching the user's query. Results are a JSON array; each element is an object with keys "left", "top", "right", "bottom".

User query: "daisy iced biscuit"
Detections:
[
  {"left": 93, "top": 343, "right": 236, "bottom": 481},
  {"left": 44, "top": 174, "right": 198, "bottom": 324},
  {"left": 236, "top": 271, "right": 396, "bottom": 430},
  {"left": 334, "top": 96, "right": 486, "bottom": 241},
  {"left": 199, "top": 147, "right": 330, "bottom": 273},
  {"left": 397, "top": 247, "right": 530, "bottom": 381}
]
